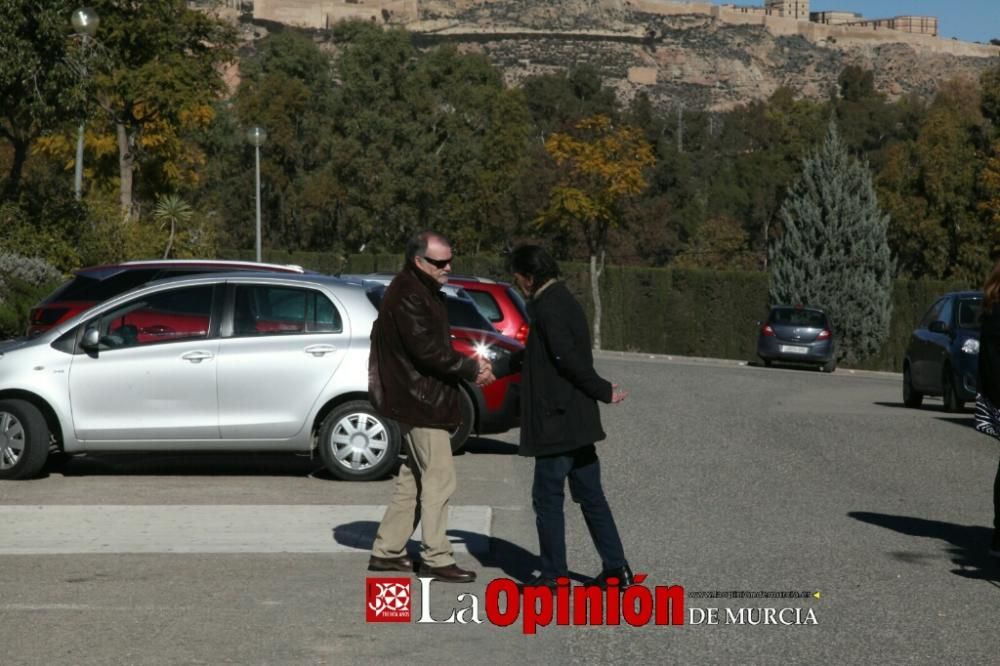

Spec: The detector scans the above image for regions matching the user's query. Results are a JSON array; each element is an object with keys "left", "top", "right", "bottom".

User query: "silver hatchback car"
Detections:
[{"left": 0, "top": 272, "right": 400, "bottom": 481}]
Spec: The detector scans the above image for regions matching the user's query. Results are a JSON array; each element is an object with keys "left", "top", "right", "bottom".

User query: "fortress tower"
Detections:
[{"left": 765, "top": 0, "right": 809, "bottom": 20}]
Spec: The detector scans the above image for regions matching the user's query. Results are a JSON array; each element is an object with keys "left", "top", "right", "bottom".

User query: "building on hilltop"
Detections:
[
  {"left": 765, "top": 0, "right": 809, "bottom": 20},
  {"left": 809, "top": 10, "right": 861, "bottom": 25}
]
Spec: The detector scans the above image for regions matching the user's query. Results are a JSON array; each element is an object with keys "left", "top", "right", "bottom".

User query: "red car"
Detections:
[
  {"left": 448, "top": 275, "right": 530, "bottom": 344},
  {"left": 27, "top": 259, "right": 308, "bottom": 335}
]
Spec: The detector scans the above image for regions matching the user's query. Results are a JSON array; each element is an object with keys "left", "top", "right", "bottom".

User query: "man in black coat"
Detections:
[{"left": 500, "top": 244, "right": 633, "bottom": 588}]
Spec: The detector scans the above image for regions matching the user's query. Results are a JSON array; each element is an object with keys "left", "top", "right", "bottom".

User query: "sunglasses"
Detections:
[{"left": 421, "top": 255, "right": 453, "bottom": 269}]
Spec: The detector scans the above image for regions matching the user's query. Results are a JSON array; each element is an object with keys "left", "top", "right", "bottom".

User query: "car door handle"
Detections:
[
  {"left": 181, "top": 351, "right": 214, "bottom": 363},
  {"left": 304, "top": 344, "right": 337, "bottom": 357}
]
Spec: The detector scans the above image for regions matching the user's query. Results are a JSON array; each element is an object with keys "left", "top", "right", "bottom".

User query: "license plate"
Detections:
[{"left": 779, "top": 345, "right": 808, "bottom": 354}]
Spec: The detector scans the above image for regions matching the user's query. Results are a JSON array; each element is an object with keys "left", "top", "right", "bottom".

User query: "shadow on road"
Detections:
[
  {"left": 48, "top": 451, "right": 344, "bottom": 479},
  {"left": 456, "top": 436, "right": 519, "bottom": 456},
  {"left": 873, "top": 401, "right": 972, "bottom": 415},
  {"left": 334, "top": 520, "right": 587, "bottom": 583},
  {"left": 849, "top": 511, "right": 999, "bottom": 584}
]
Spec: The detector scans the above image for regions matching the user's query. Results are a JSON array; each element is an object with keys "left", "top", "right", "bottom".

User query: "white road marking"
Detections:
[{"left": 0, "top": 505, "right": 491, "bottom": 555}]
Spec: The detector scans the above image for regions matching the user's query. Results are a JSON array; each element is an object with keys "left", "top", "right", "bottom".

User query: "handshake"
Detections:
[{"left": 476, "top": 357, "right": 496, "bottom": 386}]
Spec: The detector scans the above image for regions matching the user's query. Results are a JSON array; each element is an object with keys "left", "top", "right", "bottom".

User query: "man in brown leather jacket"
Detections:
[{"left": 367, "top": 230, "right": 494, "bottom": 583}]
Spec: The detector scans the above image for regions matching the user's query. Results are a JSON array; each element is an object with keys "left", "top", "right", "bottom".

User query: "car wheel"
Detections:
[
  {"left": 902, "top": 364, "right": 923, "bottom": 408},
  {"left": 942, "top": 369, "right": 962, "bottom": 413},
  {"left": 318, "top": 400, "right": 401, "bottom": 481},
  {"left": 450, "top": 388, "right": 475, "bottom": 454},
  {"left": 0, "top": 399, "right": 50, "bottom": 481}
]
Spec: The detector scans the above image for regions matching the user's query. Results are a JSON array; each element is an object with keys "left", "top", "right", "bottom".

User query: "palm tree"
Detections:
[{"left": 152, "top": 194, "right": 193, "bottom": 259}]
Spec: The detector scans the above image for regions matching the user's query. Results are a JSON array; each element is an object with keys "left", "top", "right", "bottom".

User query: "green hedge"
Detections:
[{"left": 221, "top": 249, "right": 972, "bottom": 372}]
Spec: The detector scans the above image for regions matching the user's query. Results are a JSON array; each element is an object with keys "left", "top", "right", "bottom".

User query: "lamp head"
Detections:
[{"left": 71, "top": 7, "right": 100, "bottom": 37}]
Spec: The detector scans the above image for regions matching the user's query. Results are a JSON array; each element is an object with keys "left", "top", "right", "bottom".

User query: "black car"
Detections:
[
  {"left": 903, "top": 290, "right": 983, "bottom": 412},
  {"left": 757, "top": 305, "right": 836, "bottom": 372}
]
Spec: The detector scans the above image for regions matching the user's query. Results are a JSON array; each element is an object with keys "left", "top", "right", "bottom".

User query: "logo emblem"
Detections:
[{"left": 366, "top": 577, "right": 412, "bottom": 622}]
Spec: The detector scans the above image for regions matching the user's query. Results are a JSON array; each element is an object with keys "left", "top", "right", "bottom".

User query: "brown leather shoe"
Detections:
[
  {"left": 417, "top": 563, "right": 476, "bottom": 583},
  {"left": 368, "top": 555, "right": 414, "bottom": 573}
]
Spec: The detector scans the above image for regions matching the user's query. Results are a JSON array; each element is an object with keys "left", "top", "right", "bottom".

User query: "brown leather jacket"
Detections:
[{"left": 368, "top": 263, "right": 479, "bottom": 429}]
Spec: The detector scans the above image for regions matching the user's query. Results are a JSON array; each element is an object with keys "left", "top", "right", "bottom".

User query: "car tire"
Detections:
[
  {"left": 450, "top": 388, "right": 475, "bottom": 454},
  {"left": 820, "top": 359, "right": 837, "bottom": 373},
  {"left": 902, "top": 364, "right": 923, "bottom": 408},
  {"left": 942, "top": 369, "right": 962, "bottom": 413},
  {"left": 762, "top": 359, "right": 772, "bottom": 368},
  {"left": 318, "top": 400, "right": 401, "bottom": 481},
  {"left": 0, "top": 399, "right": 51, "bottom": 481}
]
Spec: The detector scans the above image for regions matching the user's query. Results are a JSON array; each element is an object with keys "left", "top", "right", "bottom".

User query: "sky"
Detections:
[{"left": 708, "top": 1, "right": 1000, "bottom": 43}]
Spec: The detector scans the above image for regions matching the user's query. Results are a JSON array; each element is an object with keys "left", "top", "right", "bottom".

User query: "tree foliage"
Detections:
[{"left": 770, "top": 121, "right": 895, "bottom": 365}]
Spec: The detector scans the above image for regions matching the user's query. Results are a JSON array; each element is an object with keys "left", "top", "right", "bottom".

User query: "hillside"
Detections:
[{"left": 403, "top": 2, "right": 1000, "bottom": 111}]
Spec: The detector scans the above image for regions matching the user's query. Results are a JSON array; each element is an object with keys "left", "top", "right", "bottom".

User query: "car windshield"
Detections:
[
  {"left": 957, "top": 298, "right": 983, "bottom": 330},
  {"left": 770, "top": 308, "right": 828, "bottom": 328},
  {"left": 365, "top": 286, "right": 494, "bottom": 333}
]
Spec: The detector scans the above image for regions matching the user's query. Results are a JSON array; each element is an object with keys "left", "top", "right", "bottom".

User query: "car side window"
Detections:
[
  {"left": 233, "top": 285, "right": 342, "bottom": 336},
  {"left": 85, "top": 285, "right": 213, "bottom": 350}
]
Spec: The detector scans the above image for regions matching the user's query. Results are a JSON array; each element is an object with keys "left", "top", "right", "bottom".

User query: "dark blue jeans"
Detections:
[{"left": 532, "top": 444, "right": 627, "bottom": 579}]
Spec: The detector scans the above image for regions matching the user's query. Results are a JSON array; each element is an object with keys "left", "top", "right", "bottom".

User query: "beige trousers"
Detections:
[{"left": 371, "top": 426, "right": 456, "bottom": 568}]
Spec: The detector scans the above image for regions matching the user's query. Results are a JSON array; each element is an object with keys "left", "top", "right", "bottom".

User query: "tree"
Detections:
[
  {"left": 0, "top": 1, "right": 82, "bottom": 199},
  {"left": 152, "top": 193, "right": 193, "bottom": 258},
  {"left": 537, "top": 115, "right": 654, "bottom": 350},
  {"left": 80, "top": 0, "right": 235, "bottom": 219},
  {"left": 770, "top": 121, "right": 894, "bottom": 366}
]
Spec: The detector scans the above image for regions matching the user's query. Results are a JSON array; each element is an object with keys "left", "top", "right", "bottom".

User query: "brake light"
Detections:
[
  {"left": 515, "top": 323, "right": 529, "bottom": 344},
  {"left": 760, "top": 324, "right": 775, "bottom": 337},
  {"left": 817, "top": 329, "right": 831, "bottom": 340}
]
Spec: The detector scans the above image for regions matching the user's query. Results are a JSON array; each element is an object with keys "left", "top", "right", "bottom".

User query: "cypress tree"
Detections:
[{"left": 769, "top": 120, "right": 895, "bottom": 366}]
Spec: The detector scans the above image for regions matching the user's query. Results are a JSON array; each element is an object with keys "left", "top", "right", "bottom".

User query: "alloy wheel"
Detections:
[
  {"left": 327, "top": 411, "right": 390, "bottom": 472},
  {"left": 0, "top": 411, "right": 26, "bottom": 471}
]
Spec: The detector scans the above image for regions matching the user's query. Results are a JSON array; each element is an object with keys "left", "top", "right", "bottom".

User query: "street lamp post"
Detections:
[
  {"left": 70, "top": 7, "right": 99, "bottom": 201},
  {"left": 246, "top": 126, "right": 267, "bottom": 263}
]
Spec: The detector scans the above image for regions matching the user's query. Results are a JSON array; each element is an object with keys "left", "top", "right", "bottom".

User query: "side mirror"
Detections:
[
  {"left": 928, "top": 320, "right": 950, "bottom": 335},
  {"left": 81, "top": 328, "right": 101, "bottom": 350}
]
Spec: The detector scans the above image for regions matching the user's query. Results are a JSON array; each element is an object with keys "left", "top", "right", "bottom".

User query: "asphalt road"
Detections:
[{"left": 1, "top": 354, "right": 997, "bottom": 665}]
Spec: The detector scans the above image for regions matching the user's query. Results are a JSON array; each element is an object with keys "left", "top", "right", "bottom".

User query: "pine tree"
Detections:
[{"left": 769, "top": 120, "right": 895, "bottom": 366}]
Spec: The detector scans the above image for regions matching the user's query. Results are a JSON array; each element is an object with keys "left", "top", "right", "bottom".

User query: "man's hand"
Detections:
[
  {"left": 476, "top": 358, "right": 496, "bottom": 386},
  {"left": 610, "top": 382, "right": 629, "bottom": 404}
]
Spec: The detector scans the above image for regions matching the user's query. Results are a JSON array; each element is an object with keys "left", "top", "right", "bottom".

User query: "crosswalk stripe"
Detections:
[{"left": 0, "top": 505, "right": 492, "bottom": 555}]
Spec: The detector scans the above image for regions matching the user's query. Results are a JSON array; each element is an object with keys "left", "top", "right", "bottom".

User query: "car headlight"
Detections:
[{"left": 962, "top": 338, "right": 980, "bottom": 354}]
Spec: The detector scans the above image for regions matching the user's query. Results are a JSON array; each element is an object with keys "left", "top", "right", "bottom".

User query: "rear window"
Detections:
[
  {"left": 769, "top": 308, "right": 828, "bottom": 328},
  {"left": 957, "top": 298, "right": 983, "bottom": 330},
  {"left": 41, "top": 270, "right": 160, "bottom": 303},
  {"left": 506, "top": 286, "right": 529, "bottom": 321}
]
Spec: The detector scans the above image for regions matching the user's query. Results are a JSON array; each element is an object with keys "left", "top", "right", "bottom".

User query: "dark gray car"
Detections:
[
  {"left": 903, "top": 290, "right": 982, "bottom": 412},
  {"left": 757, "top": 305, "right": 836, "bottom": 372}
]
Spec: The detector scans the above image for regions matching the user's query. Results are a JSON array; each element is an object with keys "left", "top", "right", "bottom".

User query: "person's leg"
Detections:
[
  {"left": 991, "top": 457, "right": 1000, "bottom": 555},
  {"left": 407, "top": 427, "right": 457, "bottom": 568},
  {"left": 567, "top": 445, "right": 628, "bottom": 572},
  {"left": 372, "top": 430, "right": 419, "bottom": 560},
  {"left": 532, "top": 453, "right": 573, "bottom": 578}
]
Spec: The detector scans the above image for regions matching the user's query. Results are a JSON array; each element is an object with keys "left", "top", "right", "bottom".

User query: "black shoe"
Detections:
[
  {"left": 368, "top": 555, "right": 414, "bottom": 573},
  {"left": 585, "top": 565, "right": 634, "bottom": 589},
  {"left": 990, "top": 530, "right": 1000, "bottom": 559},
  {"left": 520, "top": 576, "right": 561, "bottom": 590},
  {"left": 418, "top": 563, "right": 477, "bottom": 583}
]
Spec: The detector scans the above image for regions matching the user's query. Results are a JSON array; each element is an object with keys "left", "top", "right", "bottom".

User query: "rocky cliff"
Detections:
[{"left": 403, "top": 1, "right": 1000, "bottom": 111}]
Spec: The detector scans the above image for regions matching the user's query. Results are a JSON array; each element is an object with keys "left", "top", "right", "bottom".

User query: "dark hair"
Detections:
[
  {"left": 986, "top": 259, "right": 1000, "bottom": 311},
  {"left": 507, "top": 244, "right": 560, "bottom": 284},
  {"left": 405, "top": 230, "right": 448, "bottom": 263}
]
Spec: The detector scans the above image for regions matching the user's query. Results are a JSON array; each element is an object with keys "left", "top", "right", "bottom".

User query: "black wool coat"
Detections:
[{"left": 505, "top": 281, "right": 613, "bottom": 458}]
